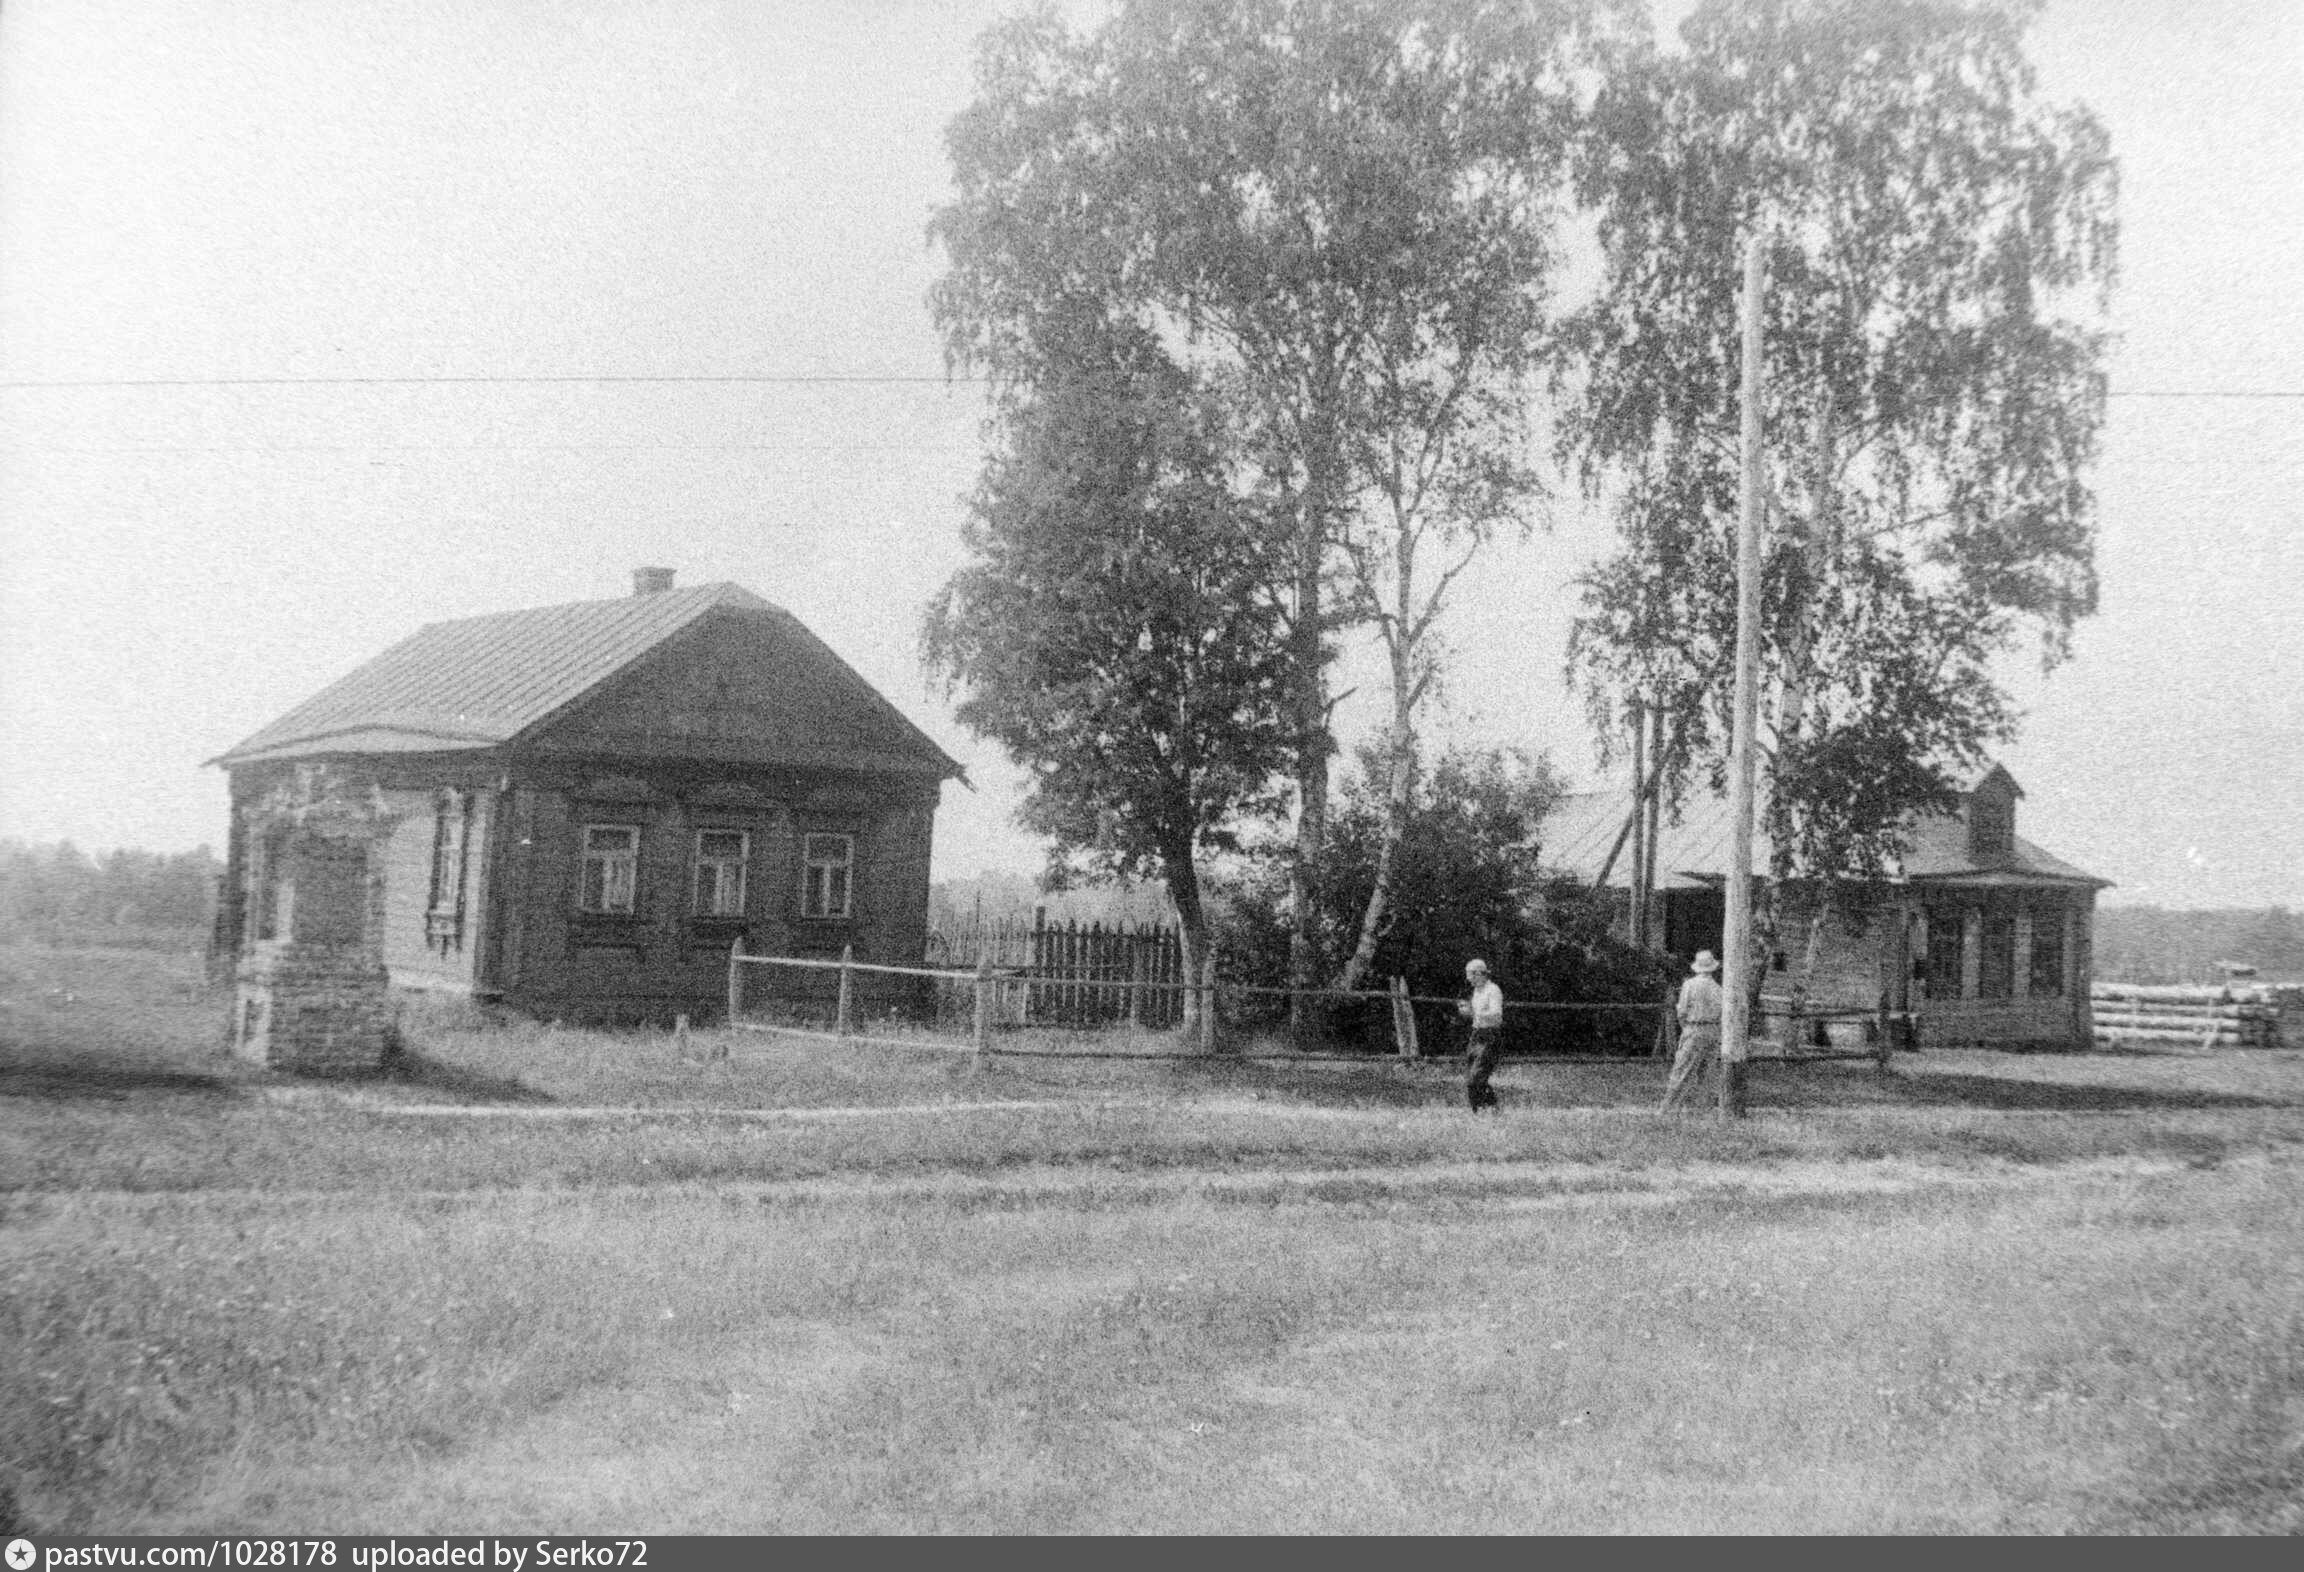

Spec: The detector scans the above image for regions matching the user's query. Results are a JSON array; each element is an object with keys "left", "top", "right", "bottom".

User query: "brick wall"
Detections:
[
  {"left": 229, "top": 770, "right": 399, "bottom": 1074},
  {"left": 234, "top": 941, "right": 396, "bottom": 1073}
]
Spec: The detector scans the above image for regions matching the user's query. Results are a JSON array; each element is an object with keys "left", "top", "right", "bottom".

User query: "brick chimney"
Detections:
[{"left": 633, "top": 566, "right": 676, "bottom": 596}]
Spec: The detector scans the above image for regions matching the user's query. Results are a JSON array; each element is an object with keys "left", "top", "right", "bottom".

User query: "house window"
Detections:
[
  {"left": 1925, "top": 905, "right": 1965, "bottom": 998},
  {"left": 1978, "top": 910, "right": 2017, "bottom": 999},
  {"left": 801, "top": 832, "right": 854, "bottom": 919},
  {"left": 426, "top": 792, "right": 470, "bottom": 951},
  {"left": 2028, "top": 902, "right": 2067, "bottom": 997},
  {"left": 580, "top": 825, "right": 640, "bottom": 914},
  {"left": 693, "top": 829, "right": 750, "bottom": 917}
]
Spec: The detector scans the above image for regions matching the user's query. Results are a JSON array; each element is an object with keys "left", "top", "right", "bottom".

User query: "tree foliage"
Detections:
[
  {"left": 1320, "top": 744, "right": 1565, "bottom": 991},
  {"left": 0, "top": 840, "right": 219, "bottom": 937},
  {"left": 930, "top": 0, "right": 1609, "bottom": 994},
  {"left": 1215, "top": 744, "right": 1673, "bottom": 1050},
  {"left": 1563, "top": 0, "right": 2118, "bottom": 882},
  {"left": 920, "top": 325, "right": 1294, "bottom": 989}
]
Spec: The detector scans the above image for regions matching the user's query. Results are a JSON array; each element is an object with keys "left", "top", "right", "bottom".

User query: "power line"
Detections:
[
  {"left": 2109, "top": 390, "right": 2304, "bottom": 400},
  {"left": 0, "top": 442, "right": 981, "bottom": 455},
  {"left": 0, "top": 372, "right": 2296, "bottom": 398},
  {"left": 0, "top": 373, "right": 983, "bottom": 389}
]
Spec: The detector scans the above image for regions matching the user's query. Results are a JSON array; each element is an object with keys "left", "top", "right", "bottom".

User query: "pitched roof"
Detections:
[
  {"left": 1541, "top": 787, "right": 1771, "bottom": 889},
  {"left": 212, "top": 581, "right": 961, "bottom": 778},
  {"left": 1542, "top": 770, "right": 2107, "bottom": 889}
]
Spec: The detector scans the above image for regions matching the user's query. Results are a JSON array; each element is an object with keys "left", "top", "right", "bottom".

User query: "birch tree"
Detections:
[
  {"left": 1565, "top": 0, "right": 2118, "bottom": 905},
  {"left": 932, "top": 0, "right": 1602, "bottom": 1009}
]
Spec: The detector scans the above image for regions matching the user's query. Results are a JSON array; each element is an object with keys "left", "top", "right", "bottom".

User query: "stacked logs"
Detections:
[{"left": 2091, "top": 982, "right": 2282, "bottom": 1048}]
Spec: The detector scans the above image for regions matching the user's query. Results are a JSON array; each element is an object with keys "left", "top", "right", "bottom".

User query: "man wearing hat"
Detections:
[
  {"left": 1661, "top": 950, "right": 1725, "bottom": 1110},
  {"left": 1457, "top": 958, "right": 1505, "bottom": 1112}
]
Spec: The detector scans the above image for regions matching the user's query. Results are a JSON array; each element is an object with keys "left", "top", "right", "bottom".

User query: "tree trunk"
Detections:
[
  {"left": 1168, "top": 839, "right": 1210, "bottom": 1039},
  {"left": 1770, "top": 415, "right": 1840, "bottom": 822},
  {"left": 1747, "top": 875, "right": 1786, "bottom": 1051},
  {"left": 1287, "top": 429, "right": 1340, "bottom": 1039},
  {"left": 1336, "top": 702, "right": 1414, "bottom": 994}
]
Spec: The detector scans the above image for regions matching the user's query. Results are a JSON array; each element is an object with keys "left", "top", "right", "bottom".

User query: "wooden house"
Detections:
[
  {"left": 1541, "top": 765, "right": 2110, "bottom": 1051},
  {"left": 209, "top": 571, "right": 962, "bottom": 1025}
]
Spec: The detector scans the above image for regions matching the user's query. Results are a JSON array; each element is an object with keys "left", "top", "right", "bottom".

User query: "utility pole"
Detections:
[
  {"left": 1629, "top": 700, "right": 1648, "bottom": 951},
  {"left": 1721, "top": 231, "right": 1766, "bottom": 1119}
]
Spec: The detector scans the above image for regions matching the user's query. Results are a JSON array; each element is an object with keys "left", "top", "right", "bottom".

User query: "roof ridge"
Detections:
[
  {"left": 211, "top": 578, "right": 957, "bottom": 777},
  {"left": 410, "top": 580, "right": 777, "bottom": 633}
]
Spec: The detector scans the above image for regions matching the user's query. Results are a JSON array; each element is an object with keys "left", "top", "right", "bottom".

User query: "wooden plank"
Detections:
[
  {"left": 1390, "top": 975, "right": 1420, "bottom": 1059},
  {"left": 2092, "top": 1024, "right": 2251, "bottom": 1045},
  {"left": 2094, "top": 982, "right": 2271, "bottom": 1005}
]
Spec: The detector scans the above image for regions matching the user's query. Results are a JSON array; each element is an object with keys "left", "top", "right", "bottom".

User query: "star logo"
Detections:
[{"left": 5, "top": 1538, "right": 36, "bottom": 1571}]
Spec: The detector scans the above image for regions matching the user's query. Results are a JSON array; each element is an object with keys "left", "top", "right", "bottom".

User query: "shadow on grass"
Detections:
[
  {"left": 0, "top": 1053, "right": 236, "bottom": 1101},
  {"left": 1166, "top": 1056, "right": 1457, "bottom": 1110},
  {"left": 1881, "top": 1071, "right": 2286, "bottom": 1114},
  {"left": 378, "top": 1046, "right": 553, "bottom": 1106}
]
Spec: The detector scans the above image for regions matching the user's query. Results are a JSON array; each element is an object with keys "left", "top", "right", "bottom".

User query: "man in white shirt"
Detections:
[
  {"left": 1662, "top": 949, "right": 1726, "bottom": 1110},
  {"left": 1457, "top": 958, "right": 1506, "bottom": 1113}
]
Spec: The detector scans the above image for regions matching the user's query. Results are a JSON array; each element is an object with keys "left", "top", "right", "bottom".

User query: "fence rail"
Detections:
[
  {"left": 2091, "top": 981, "right": 2285, "bottom": 1048},
  {"left": 727, "top": 946, "right": 1897, "bottom": 1069}
]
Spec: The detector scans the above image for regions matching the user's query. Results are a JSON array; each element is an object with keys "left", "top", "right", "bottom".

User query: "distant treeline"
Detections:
[
  {"left": 0, "top": 838, "right": 220, "bottom": 938},
  {"left": 2094, "top": 905, "right": 2304, "bottom": 985},
  {"left": 928, "top": 872, "right": 1175, "bottom": 934}
]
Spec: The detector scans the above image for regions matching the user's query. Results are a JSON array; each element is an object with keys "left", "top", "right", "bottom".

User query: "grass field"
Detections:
[{"left": 5, "top": 941, "right": 2302, "bottom": 1533}]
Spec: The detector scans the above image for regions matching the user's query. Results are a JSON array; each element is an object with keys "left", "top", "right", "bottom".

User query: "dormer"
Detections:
[{"left": 1964, "top": 764, "right": 2023, "bottom": 864}]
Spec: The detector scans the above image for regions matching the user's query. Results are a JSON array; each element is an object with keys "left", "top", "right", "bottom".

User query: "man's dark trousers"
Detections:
[{"left": 1466, "top": 1026, "right": 1502, "bottom": 1111}]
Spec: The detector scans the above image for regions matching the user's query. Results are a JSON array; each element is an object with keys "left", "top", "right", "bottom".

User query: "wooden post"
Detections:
[
  {"left": 726, "top": 934, "right": 744, "bottom": 1028},
  {"left": 972, "top": 952, "right": 991, "bottom": 1070},
  {"left": 1391, "top": 975, "right": 1420, "bottom": 1059},
  {"left": 1198, "top": 950, "right": 1218, "bottom": 1054},
  {"left": 836, "top": 942, "right": 854, "bottom": 1038},
  {"left": 1874, "top": 992, "right": 1894, "bottom": 1077},
  {"left": 1127, "top": 936, "right": 1146, "bottom": 1029},
  {"left": 1641, "top": 703, "right": 1665, "bottom": 952},
  {"left": 1630, "top": 700, "right": 1648, "bottom": 950},
  {"left": 1720, "top": 230, "right": 1767, "bottom": 1119},
  {"left": 674, "top": 1012, "right": 690, "bottom": 1060}
]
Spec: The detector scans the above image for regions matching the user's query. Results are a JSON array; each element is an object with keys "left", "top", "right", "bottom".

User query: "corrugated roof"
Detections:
[
  {"left": 212, "top": 581, "right": 960, "bottom": 777},
  {"left": 1542, "top": 771, "right": 2106, "bottom": 888}
]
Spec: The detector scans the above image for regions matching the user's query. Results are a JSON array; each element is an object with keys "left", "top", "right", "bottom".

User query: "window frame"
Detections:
[
  {"left": 2027, "top": 901, "right": 2067, "bottom": 998},
  {"left": 578, "top": 823, "right": 642, "bottom": 916},
  {"left": 691, "top": 827, "right": 751, "bottom": 919},
  {"left": 1978, "top": 908, "right": 2017, "bottom": 1000},
  {"left": 799, "top": 831, "right": 855, "bottom": 921},
  {"left": 426, "top": 790, "right": 472, "bottom": 951},
  {"left": 1924, "top": 904, "right": 1965, "bottom": 999}
]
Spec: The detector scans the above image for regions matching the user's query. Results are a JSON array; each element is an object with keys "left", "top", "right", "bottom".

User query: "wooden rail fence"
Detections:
[{"left": 2091, "top": 981, "right": 2285, "bottom": 1048}]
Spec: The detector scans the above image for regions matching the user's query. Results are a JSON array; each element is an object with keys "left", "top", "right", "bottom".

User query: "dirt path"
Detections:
[
  {"left": 272, "top": 1088, "right": 1382, "bottom": 1122},
  {"left": 7, "top": 1145, "right": 2252, "bottom": 1224}
]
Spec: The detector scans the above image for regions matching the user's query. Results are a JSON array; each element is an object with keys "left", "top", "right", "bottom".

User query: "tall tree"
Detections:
[
  {"left": 921, "top": 325, "right": 1295, "bottom": 1014},
  {"left": 1564, "top": 0, "right": 2117, "bottom": 904},
  {"left": 931, "top": 0, "right": 1603, "bottom": 1010}
]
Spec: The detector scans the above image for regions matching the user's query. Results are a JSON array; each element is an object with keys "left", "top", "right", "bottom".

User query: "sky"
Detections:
[{"left": 0, "top": 0, "right": 2299, "bottom": 910}]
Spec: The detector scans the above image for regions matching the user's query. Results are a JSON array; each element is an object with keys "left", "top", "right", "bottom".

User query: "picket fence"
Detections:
[{"left": 926, "top": 911, "right": 1187, "bottom": 1029}]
